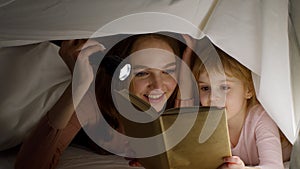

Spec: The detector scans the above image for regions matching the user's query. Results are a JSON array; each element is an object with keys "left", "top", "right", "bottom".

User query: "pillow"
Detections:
[{"left": 0, "top": 42, "right": 70, "bottom": 150}]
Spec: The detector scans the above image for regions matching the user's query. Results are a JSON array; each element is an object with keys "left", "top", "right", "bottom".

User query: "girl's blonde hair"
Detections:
[{"left": 192, "top": 42, "right": 258, "bottom": 108}]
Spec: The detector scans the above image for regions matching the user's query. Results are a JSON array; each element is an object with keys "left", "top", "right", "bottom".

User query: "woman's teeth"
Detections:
[{"left": 148, "top": 93, "right": 163, "bottom": 99}]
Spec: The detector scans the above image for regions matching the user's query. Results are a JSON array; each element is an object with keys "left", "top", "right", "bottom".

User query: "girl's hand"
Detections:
[
  {"left": 124, "top": 157, "right": 142, "bottom": 167},
  {"left": 218, "top": 156, "right": 245, "bottom": 169}
]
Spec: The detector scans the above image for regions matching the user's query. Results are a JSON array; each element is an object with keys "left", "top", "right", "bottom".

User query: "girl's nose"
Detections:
[{"left": 209, "top": 91, "right": 225, "bottom": 107}]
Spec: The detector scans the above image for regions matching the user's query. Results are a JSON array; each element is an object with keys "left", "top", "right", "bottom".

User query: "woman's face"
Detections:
[{"left": 128, "top": 38, "right": 178, "bottom": 111}]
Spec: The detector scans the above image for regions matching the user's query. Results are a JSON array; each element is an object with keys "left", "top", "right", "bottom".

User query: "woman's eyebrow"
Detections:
[
  {"left": 163, "top": 62, "right": 176, "bottom": 68},
  {"left": 132, "top": 65, "right": 148, "bottom": 70},
  {"left": 132, "top": 62, "right": 176, "bottom": 70},
  {"left": 198, "top": 81, "right": 208, "bottom": 84}
]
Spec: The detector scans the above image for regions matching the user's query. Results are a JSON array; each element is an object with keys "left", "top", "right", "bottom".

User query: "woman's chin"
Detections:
[{"left": 150, "top": 101, "right": 167, "bottom": 112}]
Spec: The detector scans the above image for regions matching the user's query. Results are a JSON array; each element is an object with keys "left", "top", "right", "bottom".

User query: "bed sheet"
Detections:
[
  {"left": 0, "top": 145, "right": 290, "bottom": 169},
  {"left": 57, "top": 146, "right": 144, "bottom": 169},
  {"left": 0, "top": 146, "right": 144, "bottom": 169}
]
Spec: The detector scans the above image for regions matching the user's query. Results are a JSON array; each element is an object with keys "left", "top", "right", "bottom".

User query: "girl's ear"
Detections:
[{"left": 245, "top": 87, "right": 254, "bottom": 99}]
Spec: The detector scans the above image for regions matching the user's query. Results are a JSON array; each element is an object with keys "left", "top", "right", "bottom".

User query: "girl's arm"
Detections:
[
  {"left": 254, "top": 111, "right": 284, "bottom": 169},
  {"left": 219, "top": 108, "right": 284, "bottom": 169}
]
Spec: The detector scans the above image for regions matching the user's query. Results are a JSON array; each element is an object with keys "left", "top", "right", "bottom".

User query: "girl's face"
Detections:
[
  {"left": 198, "top": 70, "right": 250, "bottom": 120},
  {"left": 128, "top": 38, "right": 177, "bottom": 111}
]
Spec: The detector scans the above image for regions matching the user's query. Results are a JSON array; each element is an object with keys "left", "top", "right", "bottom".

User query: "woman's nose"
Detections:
[{"left": 149, "top": 74, "right": 164, "bottom": 89}]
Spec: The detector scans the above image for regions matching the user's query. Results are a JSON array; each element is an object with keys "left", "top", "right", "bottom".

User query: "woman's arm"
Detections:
[
  {"left": 15, "top": 39, "right": 105, "bottom": 169},
  {"left": 50, "top": 39, "right": 105, "bottom": 129}
]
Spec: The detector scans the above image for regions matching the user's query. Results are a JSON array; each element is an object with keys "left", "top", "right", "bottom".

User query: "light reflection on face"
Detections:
[{"left": 128, "top": 38, "right": 178, "bottom": 112}]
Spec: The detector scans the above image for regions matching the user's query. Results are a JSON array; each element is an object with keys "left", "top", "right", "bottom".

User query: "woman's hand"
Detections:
[
  {"left": 59, "top": 39, "right": 105, "bottom": 74},
  {"left": 181, "top": 34, "right": 195, "bottom": 67},
  {"left": 218, "top": 156, "right": 245, "bottom": 169},
  {"left": 175, "top": 34, "right": 196, "bottom": 107},
  {"left": 59, "top": 39, "right": 106, "bottom": 107},
  {"left": 48, "top": 39, "right": 105, "bottom": 129},
  {"left": 59, "top": 39, "right": 105, "bottom": 86}
]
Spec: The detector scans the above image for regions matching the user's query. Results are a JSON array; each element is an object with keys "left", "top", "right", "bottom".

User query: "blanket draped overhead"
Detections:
[{"left": 0, "top": 0, "right": 299, "bottom": 150}]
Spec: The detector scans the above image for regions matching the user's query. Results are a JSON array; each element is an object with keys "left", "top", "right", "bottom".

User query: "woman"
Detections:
[{"left": 15, "top": 33, "right": 192, "bottom": 169}]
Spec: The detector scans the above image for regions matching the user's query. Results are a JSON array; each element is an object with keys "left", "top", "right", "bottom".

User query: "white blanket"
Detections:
[{"left": 0, "top": 0, "right": 298, "bottom": 150}]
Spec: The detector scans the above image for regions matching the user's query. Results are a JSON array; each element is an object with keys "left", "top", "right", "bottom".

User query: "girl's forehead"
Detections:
[{"left": 198, "top": 70, "right": 240, "bottom": 84}]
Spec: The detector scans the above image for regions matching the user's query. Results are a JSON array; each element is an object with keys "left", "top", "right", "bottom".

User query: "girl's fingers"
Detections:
[
  {"left": 224, "top": 156, "right": 240, "bottom": 163},
  {"left": 128, "top": 159, "right": 142, "bottom": 167},
  {"left": 222, "top": 156, "right": 245, "bottom": 169}
]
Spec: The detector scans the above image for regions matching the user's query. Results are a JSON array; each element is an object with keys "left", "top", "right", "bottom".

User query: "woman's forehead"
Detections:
[
  {"left": 129, "top": 48, "right": 176, "bottom": 69},
  {"left": 131, "top": 37, "right": 174, "bottom": 53}
]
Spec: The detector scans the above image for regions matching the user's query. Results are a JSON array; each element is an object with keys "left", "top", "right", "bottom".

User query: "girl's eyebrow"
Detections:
[
  {"left": 198, "top": 79, "right": 237, "bottom": 84},
  {"left": 132, "top": 62, "right": 176, "bottom": 70}
]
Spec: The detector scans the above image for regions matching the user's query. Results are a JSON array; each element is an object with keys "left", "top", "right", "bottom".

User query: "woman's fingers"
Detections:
[
  {"left": 59, "top": 39, "right": 106, "bottom": 73},
  {"left": 78, "top": 41, "right": 106, "bottom": 60},
  {"left": 181, "top": 34, "right": 196, "bottom": 66}
]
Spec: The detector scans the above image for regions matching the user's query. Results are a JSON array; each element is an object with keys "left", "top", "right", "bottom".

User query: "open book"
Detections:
[{"left": 114, "top": 89, "right": 232, "bottom": 169}]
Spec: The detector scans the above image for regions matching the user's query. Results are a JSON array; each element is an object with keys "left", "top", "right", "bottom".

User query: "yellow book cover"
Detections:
[{"left": 114, "top": 89, "right": 232, "bottom": 169}]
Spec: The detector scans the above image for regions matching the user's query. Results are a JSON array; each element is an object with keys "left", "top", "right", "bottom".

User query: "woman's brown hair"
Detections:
[{"left": 95, "top": 33, "right": 186, "bottom": 129}]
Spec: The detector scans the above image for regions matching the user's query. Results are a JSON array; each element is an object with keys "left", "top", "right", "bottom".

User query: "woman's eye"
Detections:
[
  {"left": 163, "top": 69, "right": 176, "bottom": 75},
  {"left": 135, "top": 71, "right": 148, "bottom": 77},
  {"left": 200, "top": 86, "right": 210, "bottom": 91}
]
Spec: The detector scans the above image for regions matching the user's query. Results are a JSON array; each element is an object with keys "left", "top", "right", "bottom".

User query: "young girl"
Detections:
[{"left": 192, "top": 41, "right": 291, "bottom": 169}]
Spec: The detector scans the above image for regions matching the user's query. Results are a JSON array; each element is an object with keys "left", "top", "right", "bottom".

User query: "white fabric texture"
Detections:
[
  {"left": 288, "top": 0, "right": 300, "bottom": 168},
  {"left": 0, "top": 0, "right": 298, "bottom": 149},
  {"left": 0, "top": 42, "right": 71, "bottom": 150}
]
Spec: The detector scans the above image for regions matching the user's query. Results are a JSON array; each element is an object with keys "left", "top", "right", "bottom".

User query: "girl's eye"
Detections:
[
  {"left": 134, "top": 71, "right": 149, "bottom": 77},
  {"left": 220, "top": 85, "right": 230, "bottom": 91}
]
